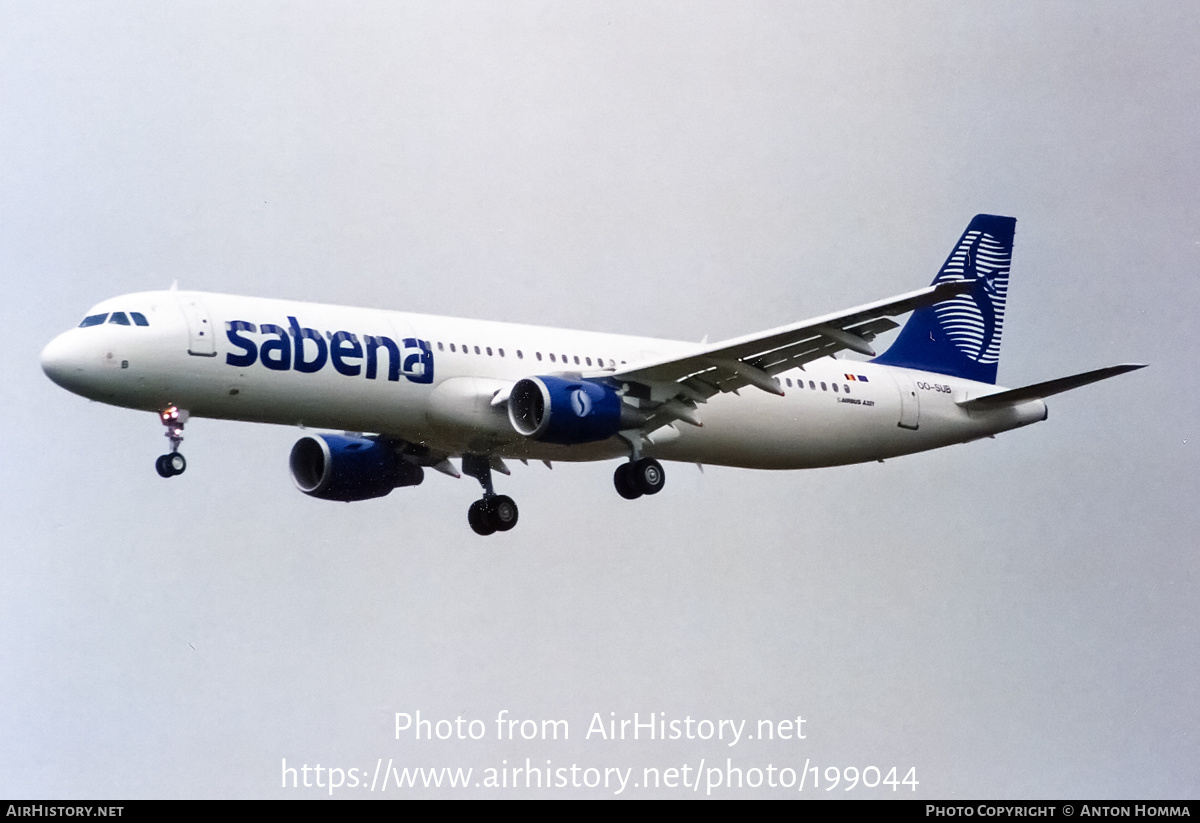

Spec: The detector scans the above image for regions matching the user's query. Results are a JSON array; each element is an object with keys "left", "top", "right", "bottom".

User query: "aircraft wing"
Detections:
[{"left": 598, "top": 279, "right": 974, "bottom": 435}]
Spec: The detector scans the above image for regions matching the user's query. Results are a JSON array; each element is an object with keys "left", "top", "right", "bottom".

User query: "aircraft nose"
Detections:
[{"left": 40, "top": 331, "right": 85, "bottom": 390}]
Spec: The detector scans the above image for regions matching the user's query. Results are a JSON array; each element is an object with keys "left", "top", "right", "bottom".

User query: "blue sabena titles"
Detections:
[
  {"left": 872, "top": 214, "right": 1016, "bottom": 385},
  {"left": 224, "top": 316, "right": 433, "bottom": 384}
]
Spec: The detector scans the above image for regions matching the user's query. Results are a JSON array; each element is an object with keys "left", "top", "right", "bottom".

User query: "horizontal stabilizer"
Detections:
[{"left": 958, "top": 364, "right": 1147, "bottom": 411}]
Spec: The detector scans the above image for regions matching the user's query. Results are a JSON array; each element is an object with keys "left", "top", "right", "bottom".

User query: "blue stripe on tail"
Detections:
[{"left": 871, "top": 214, "right": 1016, "bottom": 384}]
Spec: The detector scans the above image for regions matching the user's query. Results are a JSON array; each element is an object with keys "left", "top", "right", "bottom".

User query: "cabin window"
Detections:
[
  {"left": 844, "top": 384, "right": 850, "bottom": 393},
  {"left": 832, "top": 383, "right": 839, "bottom": 393},
  {"left": 498, "top": 348, "right": 504, "bottom": 357},
  {"left": 536, "top": 352, "right": 542, "bottom": 361},
  {"left": 474, "top": 345, "right": 481, "bottom": 355},
  {"left": 549, "top": 353, "right": 557, "bottom": 363},
  {"left": 437, "top": 342, "right": 444, "bottom": 351},
  {"left": 586, "top": 357, "right": 593, "bottom": 366},
  {"left": 486, "top": 346, "right": 492, "bottom": 356},
  {"left": 821, "top": 382, "right": 827, "bottom": 391},
  {"left": 517, "top": 350, "right": 523, "bottom": 359}
]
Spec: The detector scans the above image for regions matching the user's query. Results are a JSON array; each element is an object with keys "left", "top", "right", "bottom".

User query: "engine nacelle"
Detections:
[
  {"left": 289, "top": 434, "right": 423, "bottom": 502},
  {"left": 508, "top": 376, "right": 644, "bottom": 445}
]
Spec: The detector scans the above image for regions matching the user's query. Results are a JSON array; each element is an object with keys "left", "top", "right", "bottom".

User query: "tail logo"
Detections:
[
  {"left": 871, "top": 214, "right": 1015, "bottom": 384},
  {"left": 931, "top": 229, "right": 1010, "bottom": 365}
]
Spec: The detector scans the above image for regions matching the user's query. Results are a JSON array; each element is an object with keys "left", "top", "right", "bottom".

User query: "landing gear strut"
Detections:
[
  {"left": 613, "top": 457, "right": 665, "bottom": 500},
  {"left": 462, "top": 454, "right": 518, "bottom": 536},
  {"left": 156, "top": 405, "right": 188, "bottom": 478}
]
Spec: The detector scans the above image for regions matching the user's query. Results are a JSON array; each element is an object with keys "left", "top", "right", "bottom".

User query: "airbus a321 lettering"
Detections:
[{"left": 41, "top": 215, "right": 1144, "bottom": 535}]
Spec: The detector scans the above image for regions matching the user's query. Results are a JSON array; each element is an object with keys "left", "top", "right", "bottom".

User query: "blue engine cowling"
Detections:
[
  {"left": 508, "top": 376, "right": 641, "bottom": 445},
  {"left": 289, "top": 434, "right": 424, "bottom": 502}
]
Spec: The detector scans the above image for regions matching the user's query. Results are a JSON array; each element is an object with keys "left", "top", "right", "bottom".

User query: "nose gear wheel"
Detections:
[{"left": 155, "top": 405, "right": 189, "bottom": 478}]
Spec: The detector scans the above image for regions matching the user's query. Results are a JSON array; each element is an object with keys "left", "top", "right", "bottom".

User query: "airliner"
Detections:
[{"left": 41, "top": 215, "right": 1143, "bottom": 535}]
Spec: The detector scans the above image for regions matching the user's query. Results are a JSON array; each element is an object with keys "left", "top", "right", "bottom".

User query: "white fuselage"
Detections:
[{"left": 40, "top": 290, "right": 1047, "bottom": 469}]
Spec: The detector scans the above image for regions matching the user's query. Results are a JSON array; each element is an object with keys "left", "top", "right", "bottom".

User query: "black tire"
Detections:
[
  {"left": 613, "top": 462, "right": 643, "bottom": 500},
  {"left": 468, "top": 499, "right": 497, "bottom": 536},
  {"left": 166, "top": 452, "right": 187, "bottom": 476},
  {"left": 633, "top": 457, "right": 665, "bottom": 495},
  {"left": 155, "top": 454, "right": 173, "bottom": 478},
  {"left": 489, "top": 495, "right": 519, "bottom": 532}
]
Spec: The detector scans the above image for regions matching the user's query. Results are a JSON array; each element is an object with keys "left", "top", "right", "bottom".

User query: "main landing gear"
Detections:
[
  {"left": 613, "top": 457, "right": 665, "bottom": 500},
  {"left": 155, "top": 405, "right": 188, "bottom": 478},
  {"left": 462, "top": 454, "right": 518, "bottom": 536}
]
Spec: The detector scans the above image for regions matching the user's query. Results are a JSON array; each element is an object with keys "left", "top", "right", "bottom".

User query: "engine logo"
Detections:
[{"left": 571, "top": 388, "right": 593, "bottom": 417}]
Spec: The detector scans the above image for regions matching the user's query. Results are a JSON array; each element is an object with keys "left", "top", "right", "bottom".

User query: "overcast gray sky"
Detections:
[{"left": 2, "top": 1, "right": 1197, "bottom": 798}]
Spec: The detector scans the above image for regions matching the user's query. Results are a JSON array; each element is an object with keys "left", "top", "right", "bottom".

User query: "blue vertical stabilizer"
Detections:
[{"left": 871, "top": 214, "right": 1016, "bottom": 384}]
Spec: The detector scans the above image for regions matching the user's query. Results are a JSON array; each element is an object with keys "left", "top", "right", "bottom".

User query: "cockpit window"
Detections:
[
  {"left": 79, "top": 313, "right": 108, "bottom": 327},
  {"left": 131, "top": 312, "right": 149, "bottom": 326},
  {"left": 108, "top": 312, "right": 130, "bottom": 325}
]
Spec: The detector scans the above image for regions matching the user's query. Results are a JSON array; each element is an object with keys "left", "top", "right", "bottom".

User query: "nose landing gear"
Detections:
[
  {"left": 462, "top": 454, "right": 519, "bottom": 536},
  {"left": 155, "top": 405, "right": 189, "bottom": 478},
  {"left": 155, "top": 452, "right": 186, "bottom": 478}
]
